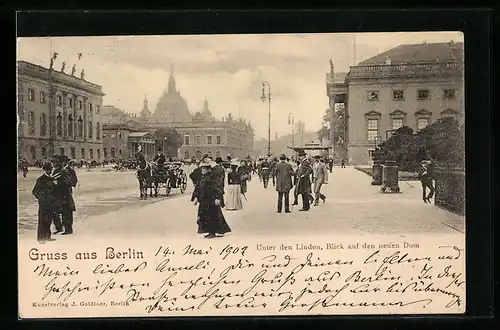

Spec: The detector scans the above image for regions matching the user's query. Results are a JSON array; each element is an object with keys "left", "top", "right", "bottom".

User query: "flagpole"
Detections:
[
  {"left": 48, "top": 38, "right": 55, "bottom": 157},
  {"left": 353, "top": 34, "right": 356, "bottom": 66}
]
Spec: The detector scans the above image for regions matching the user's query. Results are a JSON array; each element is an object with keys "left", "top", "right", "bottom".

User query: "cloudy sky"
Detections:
[{"left": 17, "top": 32, "right": 463, "bottom": 140}]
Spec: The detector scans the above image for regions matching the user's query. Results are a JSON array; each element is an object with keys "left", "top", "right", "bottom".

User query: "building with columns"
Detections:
[
  {"left": 17, "top": 60, "right": 105, "bottom": 163},
  {"left": 326, "top": 41, "right": 464, "bottom": 165}
]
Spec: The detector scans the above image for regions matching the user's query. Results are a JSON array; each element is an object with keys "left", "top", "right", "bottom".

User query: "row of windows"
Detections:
[
  {"left": 26, "top": 111, "right": 101, "bottom": 140},
  {"left": 28, "top": 146, "right": 102, "bottom": 160},
  {"left": 367, "top": 117, "right": 430, "bottom": 142},
  {"left": 183, "top": 149, "right": 222, "bottom": 159},
  {"left": 366, "top": 88, "right": 456, "bottom": 102},
  {"left": 27, "top": 88, "right": 100, "bottom": 113},
  {"left": 184, "top": 134, "right": 222, "bottom": 146}
]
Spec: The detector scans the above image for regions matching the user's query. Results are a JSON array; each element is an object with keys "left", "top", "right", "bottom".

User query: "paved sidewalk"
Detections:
[{"left": 18, "top": 166, "right": 464, "bottom": 244}]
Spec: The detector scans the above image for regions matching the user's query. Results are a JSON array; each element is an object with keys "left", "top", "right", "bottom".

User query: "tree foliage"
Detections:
[
  {"left": 378, "top": 117, "right": 464, "bottom": 171},
  {"left": 153, "top": 127, "right": 183, "bottom": 157},
  {"left": 317, "top": 107, "right": 347, "bottom": 148}
]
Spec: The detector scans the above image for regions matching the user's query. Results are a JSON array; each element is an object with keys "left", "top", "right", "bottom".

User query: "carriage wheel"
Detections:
[
  {"left": 180, "top": 174, "right": 187, "bottom": 193},
  {"left": 165, "top": 178, "right": 171, "bottom": 196}
]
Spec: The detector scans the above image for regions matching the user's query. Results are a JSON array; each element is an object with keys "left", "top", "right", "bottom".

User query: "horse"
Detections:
[{"left": 136, "top": 160, "right": 153, "bottom": 199}]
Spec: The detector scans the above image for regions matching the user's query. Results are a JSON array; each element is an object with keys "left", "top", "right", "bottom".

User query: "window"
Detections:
[
  {"left": 216, "top": 135, "right": 222, "bottom": 145},
  {"left": 59, "top": 148, "right": 65, "bottom": 156},
  {"left": 216, "top": 150, "right": 221, "bottom": 157},
  {"left": 28, "top": 88, "right": 35, "bottom": 101},
  {"left": 392, "top": 89, "right": 404, "bottom": 101},
  {"left": 417, "top": 89, "right": 430, "bottom": 100},
  {"left": 368, "top": 149, "right": 375, "bottom": 158},
  {"left": 30, "top": 146, "right": 36, "bottom": 159},
  {"left": 40, "top": 91, "right": 46, "bottom": 103},
  {"left": 184, "top": 151, "right": 189, "bottom": 159},
  {"left": 56, "top": 95, "right": 63, "bottom": 106},
  {"left": 78, "top": 100, "right": 83, "bottom": 110},
  {"left": 89, "top": 149, "right": 93, "bottom": 159},
  {"left": 207, "top": 150, "right": 212, "bottom": 157},
  {"left": 392, "top": 118, "right": 403, "bottom": 130},
  {"left": 207, "top": 134, "right": 213, "bottom": 145},
  {"left": 367, "top": 91, "right": 380, "bottom": 101},
  {"left": 81, "top": 148, "right": 85, "bottom": 159},
  {"left": 96, "top": 105, "right": 100, "bottom": 113},
  {"left": 367, "top": 119, "right": 378, "bottom": 142},
  {"left": 28, "top": 111, "right": 35, "bottom": 135},
  {"left": 77, "top": 116, "right": 83, "bottom": 138},
  {"left": 67, "top": 114, "right": 73, "bottom": 137},
  {"left": 111, "top": 148, "right": 116, "bottom": 158},
  {"left": 103, "top": 148, "right": 108, "bottom": 158},
  {"left": 184, "top": 135, "right": 190, "bottom": 145},
  {"left": 118, "top": 132, "right": 122, "bottom": 138},
  {"left": 103, "top": 131, "right": 108, "bottom": 138},
  {"left": 417, "top": 118, "right": 429, "bottom": 131},
  {"left": 71, "top": 148, "right": 76, "bottom": 159},
  {"left": 89, "top": 103, "right": 93, "bottom": 113},
  {"left": 195, "top": 150, "right": 202, "bottom": 159},
  {"left": 443, "top": 89, "right": 456, "bottom": 100},
  {"left": 97, "top": 149, "right": 101, "bottom": 159},
  {"left": 96, "top": 122, "right": 100, "bottom": 140},
  {"left": 68, "top": 98, "right": 73, "bottom": 108},
  {"left": 56, "top": 113, "right": 63, "bottom": 137},
  {"left": 194, "top": 135, "right": 201, "bottom": 145},
  {"left": 41, "top": 147, "right": 47, "bottom": 158},
  {"left": 88, "top": 121, "right": 93, "bottom": 139},
  {"left": 40, "top": 113, "right": 47, "bottom": 136}
]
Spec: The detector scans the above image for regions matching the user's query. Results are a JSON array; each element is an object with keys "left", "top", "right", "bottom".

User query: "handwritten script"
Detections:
[{"left": 20, "top": 239, "right": 466, "bottom": 317}]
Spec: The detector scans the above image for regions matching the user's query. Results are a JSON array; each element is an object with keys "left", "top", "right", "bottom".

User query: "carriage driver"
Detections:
[{"left": 153, "top": 148, "right": 166, "bottom": 174}]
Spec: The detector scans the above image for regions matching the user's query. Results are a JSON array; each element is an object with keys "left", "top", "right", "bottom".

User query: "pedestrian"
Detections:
[
  {"left": 260, "top": 156, "right": 271, "bottom": 189},
  {"left": 341, "top": 158, "right": 346, "bottom": 168},
  {"left": 212, "top": 156, "right": 226, "bottom": 208},
  {"left": 195, "top": 162, "right": 231, "bottom": 239},
  {"left": 418, "top": 160, "right": 435, "bottom": 203},
  {"left": 295, "top": 150, "right": 313, "bottom": 211},
  {"left": 313, "top": 156, "right": 328, "bottom": 206},
  {"left": 226, "top": 162, "right": 243, "bottom": 211},
  {"left": 189, "top": 161, "right": 203, "bottom": 203},
  {"left": 238, "top": 159, "right": 250, "bottom": 195},
  {"left": 53, "top": 155, "right": 78, "bottom": 235},
  {"left": 32, "top": 162, "right": 59, "bottom": 243},
  {"left": 271, "top": 157, "right": 278, "bottom": 187},
  {"left": 275, "top": 154, "right": 295, "bottom": 213}
]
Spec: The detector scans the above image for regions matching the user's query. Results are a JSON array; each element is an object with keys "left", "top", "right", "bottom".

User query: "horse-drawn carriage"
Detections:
[{"left": 150, "top": 161, "right": 188, "bottom": 197}]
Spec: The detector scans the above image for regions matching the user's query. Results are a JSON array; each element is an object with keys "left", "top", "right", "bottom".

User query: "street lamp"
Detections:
[
  {"left": 260, "top": 81, "right": 271, "bottom": 156},
  {"left": 288, "top": 113, "right": 295, "bottom": 146}
]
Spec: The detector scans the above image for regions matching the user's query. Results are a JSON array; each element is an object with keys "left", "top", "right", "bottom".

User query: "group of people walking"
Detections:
[{"left": 32, "top": 155, "right": 78, "bottom": 243}]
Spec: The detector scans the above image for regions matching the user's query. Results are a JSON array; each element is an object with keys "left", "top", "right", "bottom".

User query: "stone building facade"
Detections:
[
  {"left": 17, "top": 60, "right": 105, "bottom": 163},
  {"left": 326, "top": 41, "right": 464, "bottom": 165}
]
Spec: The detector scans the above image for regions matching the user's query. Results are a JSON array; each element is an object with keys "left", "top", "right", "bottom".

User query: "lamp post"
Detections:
[
  {"left": 260, "top": 81, "right": 271, "bottom": 156},
  {"left": 288, "top": 113, "right": 295, "bottom": 146}
]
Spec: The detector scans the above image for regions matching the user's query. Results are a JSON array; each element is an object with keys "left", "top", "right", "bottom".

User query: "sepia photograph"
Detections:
[{"left": 17, "top": 31, "right": 466, "bottom": 318}]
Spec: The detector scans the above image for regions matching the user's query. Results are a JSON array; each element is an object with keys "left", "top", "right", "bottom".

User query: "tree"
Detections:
[
  {"left": 317, "top": 105, "right": 347, "bottom": 157},
  {"left": 379, "top": 126, "right": 418, "bottom": 171},
  {"left": 153, "top": 128, "right": 183, "bottom": 158}
]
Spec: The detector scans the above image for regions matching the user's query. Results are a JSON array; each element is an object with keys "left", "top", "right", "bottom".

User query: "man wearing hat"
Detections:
[
  {"left": 275, "top": 154, "right": 295, "bottom": 213},
  {"left": 32, "top": 161, "right": 59, "bottom": 243},
  {"left": 295, "top": 150, "right": 313, "bottom": 211},
  {"left": 53, "top": 155, "right": 78, "bottom": 235},
  {"left": 153, "top": 148, "right": 166, "bottom": 166},
  {"left": 312, "top": 155, "right": 328, "bottom": 206},
  {"left": 49, "top": 155, "right": 65, "bottom": 234},
  {"left": 260, "top": 156, "right": 271, "bottom": 189},
  {"left": 212, "top": 156, "right": 226, "bottom": 208},
  {"left": 418, "top": 160, "right": 435, "bottom": 203}
]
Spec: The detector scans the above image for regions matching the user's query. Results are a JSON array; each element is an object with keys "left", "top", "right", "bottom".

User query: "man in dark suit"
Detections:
[
  {"left": 275, "top": 154, "right": 295, "bottom": 213},
  {"left": 32, "top": 162, "right": 59, "bottom": 243},
  {"left": 295, "top": 150, "right": 313, "bottom": 211},
  {"left": 153, "top": 148, "right": 166, "bottom": 165},
  {"left": 54, "top": 155, "right": 78, "bottom": 235}
]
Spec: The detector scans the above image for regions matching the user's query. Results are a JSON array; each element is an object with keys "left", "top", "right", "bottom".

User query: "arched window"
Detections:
[
  {"left": 216, "top": 150, "right": 221, "bottom": 157},
  {"left": 184, "top": 151, "right": 190, "bottom": 159},
  {"left": 28, "top": 111, "right": 35, "bottom": 135},
  {"left": 67, "top": 114, "right": 73, "bottom": 137},
  {"left": 96, "top": 122, "right": 100, "bottom": 140},
  {"left": 195, "top": 150, "right": 202, "bottom": 160},
  {"left": 30, "top": 146, "right": 36, "bottom": 160},
  {"left": 88, "top": 121, "right": 93, "bottom": 139},
  {"left": 56, "top": 113, "right": 63, "bottom": 137},
  {"left": 77, "top": 116, "right": 83, "bottom": 138},
  {"left": 40, "top": 113, "right": 47, "bottom": 136},
  {"left": 207, "top": 150, "right": 212, "bottom": 157}
]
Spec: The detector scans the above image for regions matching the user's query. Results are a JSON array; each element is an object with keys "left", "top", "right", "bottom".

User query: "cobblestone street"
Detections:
[{"left": 18, "top": 166, "right": 464, "bottom": 243}]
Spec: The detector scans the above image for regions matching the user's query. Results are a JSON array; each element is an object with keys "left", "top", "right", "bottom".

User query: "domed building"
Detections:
[
  {"left": 153, "top": 66, "right": 192, "bottom": 123},
  {"left": 138, "top": 64, "right": 255, "bottom": 160}
]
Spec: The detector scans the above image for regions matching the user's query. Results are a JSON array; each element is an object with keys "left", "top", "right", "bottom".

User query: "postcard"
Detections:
[{"left": 17, "top": 32, "right": 465, "bottom": 318}]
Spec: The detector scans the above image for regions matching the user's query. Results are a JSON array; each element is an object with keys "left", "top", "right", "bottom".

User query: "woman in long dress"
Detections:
[
  {"left": 225, "top": 163, "right": 243, "bottom": 211},
  {"left": 195, "top": 163, "right": 231, "bottom": 238}
]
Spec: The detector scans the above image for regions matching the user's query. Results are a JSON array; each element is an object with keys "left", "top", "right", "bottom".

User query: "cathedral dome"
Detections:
[{"left": 153, "top": 65, "right": 192, "bottom": 122}]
